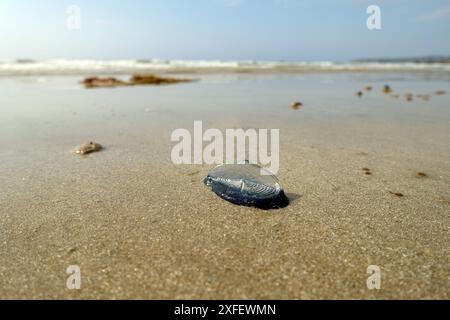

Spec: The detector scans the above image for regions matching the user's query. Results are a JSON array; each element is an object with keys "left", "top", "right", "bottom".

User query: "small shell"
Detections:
[
  {"left": 75, "top": 142, "right": 102, "bottom": 155},
  {"left": 204, "top": 163, "right": 289, "bottom": 209}
]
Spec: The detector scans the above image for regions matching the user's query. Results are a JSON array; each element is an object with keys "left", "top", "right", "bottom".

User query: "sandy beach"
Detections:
[{"left": 0, "top": 72, "right": 449, "bottom": 299}]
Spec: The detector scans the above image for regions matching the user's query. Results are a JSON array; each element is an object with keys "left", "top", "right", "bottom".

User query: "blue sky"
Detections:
[{"left": 0, "top": 0, "right": 449, "bottom": 61}]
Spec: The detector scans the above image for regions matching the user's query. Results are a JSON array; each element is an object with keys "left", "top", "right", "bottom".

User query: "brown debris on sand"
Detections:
[
  {"left": 82, "top": 77, "right": 130, "bottom": 89},
  {"left": 75, "top": 142, "right": 103, "bottom": 155},
  {"left": 405, "top": 93, "right": 414, "bottom": 102},
  {"left": 389, "top": 191, "right": 404, "bottom": 197},
  {"left": 364, "top": 85, "right": 373, "bottom": 91},
  {"left": 417, "top": 94, "right": 431, "bottom": 101},
  {"left": 129, "top": 74, "right": 192, "bottom": 86},
  {"left": 417, "top": 172, "right": 428, "bottom": 178},
  {"left": 356, "top": 91, "right": 363, "bottom": 98},
  {"left": 383, "top": 85, "right": 392, "bottom": 94},
  {"left": 82, "top": 74, "right": 192, "bottom": 89},
  {"left": 291, "top": 101, "right": 303, "bottom": 110},
  {"left": 435, "top": 90, "right": 447, "bottom": 96}
]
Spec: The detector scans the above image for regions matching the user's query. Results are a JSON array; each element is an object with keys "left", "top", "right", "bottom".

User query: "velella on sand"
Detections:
[{"left": 204, "top": 163, "right": 289, "bottom": 210}]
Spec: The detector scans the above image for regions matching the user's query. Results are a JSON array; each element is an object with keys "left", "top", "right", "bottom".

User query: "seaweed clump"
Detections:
[
  {"left": 82, "top": 74, "right": 193, "bottom": 89},
  {"left": 82, "top": 77, "right": 129, "bottom": 89},
  {"left": 129, "top": 74, "right": 192, "bottom": 86}
]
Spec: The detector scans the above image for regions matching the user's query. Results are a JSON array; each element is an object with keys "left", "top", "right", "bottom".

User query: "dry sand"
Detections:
[{"left": 0, "top": 74, "right": 449, "bottom": 299}]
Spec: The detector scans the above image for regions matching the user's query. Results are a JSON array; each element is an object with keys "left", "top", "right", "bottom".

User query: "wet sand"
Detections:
[{"left": 0, "top": 73, "right": 449, "bottom": 299}]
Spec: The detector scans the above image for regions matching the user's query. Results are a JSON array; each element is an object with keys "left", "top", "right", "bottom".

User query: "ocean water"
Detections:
[{"left": 1, "top": 59, "right": 450, "bottom": 76}]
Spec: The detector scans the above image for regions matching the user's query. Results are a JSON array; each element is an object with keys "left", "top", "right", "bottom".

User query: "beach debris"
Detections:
[
  {"left": 75, "top": 142, "right": 103, "bottom": 155},
  {"left": 417, "top": 172, "right": 428, "bottom": 178},
  {"left": 67, "top": 247, "right": 77, "bottom": 254},
  {"left": 291, "top": 101, "right": 303, "bottom": 110},
  {"left": 204, "top": 162, "right": 289, "bottom": 209},
  {"left": 82, "top": 77, "right": 129, "bottom": 89},
  {"left": 391, "top": 94, "right": 400, "bottom": 99},
  {"left": 435, "top": 90, "right": 447, "bottom": 96},
  {"left": 383, "top": 85, "right": 392, "bottom": 94},
  {"left": 364, "top": 85, "right": 373, "bottom": 91},
  {"left": 356, "top": 91, "right": 363, "bottom": 98},
  {"left": 82, "top": 74, "right": 192, "bottom": 89},
  {"left": 362, "top": 168, "right": 372, "bottom": 175},
  {"left": 417, "top": 94, "right": 431, "bottom": 101},
  {"left": 389, "top": 191, "right": 404, "bottom": 197},
  {"left": 405, "top": 93, "right": 414, "bottom": 102},
  {"left": 129, "top": 74, "right": 192, "bottom": 86}
]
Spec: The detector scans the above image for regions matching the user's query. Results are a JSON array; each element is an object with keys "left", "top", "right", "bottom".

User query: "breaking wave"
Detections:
[{"left": 0, "top": 59, "right": 449, "bottom": 76}]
